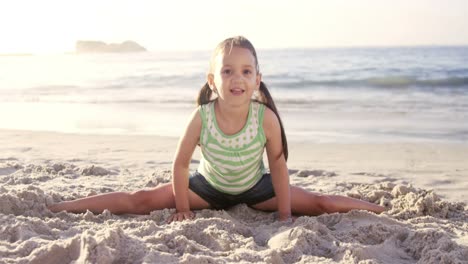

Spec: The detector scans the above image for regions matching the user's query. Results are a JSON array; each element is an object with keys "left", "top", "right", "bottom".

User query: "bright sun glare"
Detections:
[{"left": 0, "top": 0, "right": 467, "bottom": 54}]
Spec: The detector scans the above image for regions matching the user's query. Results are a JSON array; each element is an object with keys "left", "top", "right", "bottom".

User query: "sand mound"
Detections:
[
  {"left": 344, "top": 182, "right": 467, "bottom": 220},
  {"left": 0, "top": 186, "right": 56, "bottom": 217},
  {"left": 1, "top": 161, "right": 467, "bottom": 263},
  {"left": 81, "top": 165, "right": 113, "bottom": 176}
]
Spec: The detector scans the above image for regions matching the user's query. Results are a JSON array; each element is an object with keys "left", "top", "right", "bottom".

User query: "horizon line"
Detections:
[{"left": 2, "top": 43, "right": 468, "bottom": 56}]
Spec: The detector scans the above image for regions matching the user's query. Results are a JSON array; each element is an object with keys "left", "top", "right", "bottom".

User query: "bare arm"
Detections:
[
  {"left": 263, "top": 108, "right": 291, "bottom": 221},
  {"left": 169, "top": 108, "right": 202, "bottom": 222}
]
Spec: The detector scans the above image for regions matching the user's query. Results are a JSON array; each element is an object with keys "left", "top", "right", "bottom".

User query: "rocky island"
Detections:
[{"left": 75, "top": 40, "right": 147, "bottom": 53}]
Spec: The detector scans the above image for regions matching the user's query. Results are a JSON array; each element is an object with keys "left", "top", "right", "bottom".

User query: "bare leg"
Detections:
[
  {"left": 48, "top": 183, "right": 210, "bottom": 214},
  {"left": 251, "top": 186, "right": 385, "bottom": 215}
]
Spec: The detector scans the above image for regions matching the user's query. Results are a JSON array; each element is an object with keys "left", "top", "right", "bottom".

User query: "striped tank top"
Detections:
[{"left": 197, "top": 100, "right": 267, "bottom": 195}]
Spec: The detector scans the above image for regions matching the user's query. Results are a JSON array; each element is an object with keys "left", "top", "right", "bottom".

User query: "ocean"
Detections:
[{"left": 1, "top": 46, "right": 467, "bottom": 143}]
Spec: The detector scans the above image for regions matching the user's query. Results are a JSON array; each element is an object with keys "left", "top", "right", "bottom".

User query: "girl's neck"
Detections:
[
  {"left": 215, "top": 99, "right": 249, "bottom": 118},
  {"left": 214, "top": 99, "right": 250, "bottom": 134}
]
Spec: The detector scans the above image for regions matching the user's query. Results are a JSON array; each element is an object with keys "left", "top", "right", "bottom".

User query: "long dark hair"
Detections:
[{"left": 196, "top": 36, "right": 288, "bottom": 161}]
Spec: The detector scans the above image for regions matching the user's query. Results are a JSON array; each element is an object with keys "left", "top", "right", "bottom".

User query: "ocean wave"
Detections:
[
  {"left": 105, "top": 73, "right": 204, "bottom": 89},
  {"left": 0, "top": 97, "right": 197, "bottom": 105},
  {"left": 268, "top": 76, "right": 468, "bottom": 89},
  {"left": 15, "top": 75, "right": 468, "bottom": 95}
]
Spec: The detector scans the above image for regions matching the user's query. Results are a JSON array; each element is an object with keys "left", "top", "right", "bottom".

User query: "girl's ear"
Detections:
[
  {"left": 256, "top": 73, "right": 262, "bottom": 90},
  {"left": 207, "top": 73, "right": 215, "bottom": 91}
]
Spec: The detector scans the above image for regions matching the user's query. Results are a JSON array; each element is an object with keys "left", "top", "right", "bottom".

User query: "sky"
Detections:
[{"left": 1, "top": 0, "right": 467, "bottom": 53}]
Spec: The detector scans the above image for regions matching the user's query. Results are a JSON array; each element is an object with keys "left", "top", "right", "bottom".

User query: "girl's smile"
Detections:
[{"left": 230, "top": 87, "right": 245, "bottom": 96}]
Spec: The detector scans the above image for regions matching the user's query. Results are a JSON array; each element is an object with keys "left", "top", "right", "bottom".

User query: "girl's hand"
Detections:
[
  {"left": 167, "top": 211, "right": 195, "bottom": 223},
  {"left": 279, "top": 216, "right": 296, "bottom": 224},
  {"left": 276, "top": 212, "right": 296, "bottom": 224}
]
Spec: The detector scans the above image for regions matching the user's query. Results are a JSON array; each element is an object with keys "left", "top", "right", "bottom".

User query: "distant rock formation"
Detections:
[{"left": 75, "top": 40, "right": 147, "bottom": 53}]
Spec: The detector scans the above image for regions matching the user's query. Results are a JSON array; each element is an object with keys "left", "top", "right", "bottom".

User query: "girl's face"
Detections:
[{"left": 208, "top": 46, "right": 261, "bottom": 107}]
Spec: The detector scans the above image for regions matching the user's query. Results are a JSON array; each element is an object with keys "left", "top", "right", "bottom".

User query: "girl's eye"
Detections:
[
  {"left": 222, "top": 69, "right": 232, "bottom": 75},
  {"left": 243, "top": 70, "right": 252, "bottom": 75}
]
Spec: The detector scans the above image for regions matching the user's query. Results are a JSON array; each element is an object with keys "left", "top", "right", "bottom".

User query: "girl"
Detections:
[{"left": 48, "top": 36, "right": 385, "bottom": 222}]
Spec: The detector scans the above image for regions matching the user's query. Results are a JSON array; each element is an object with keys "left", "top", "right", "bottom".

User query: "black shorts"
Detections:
[{"left": 188, "top": 171, "right": 276, "bottom": 210}]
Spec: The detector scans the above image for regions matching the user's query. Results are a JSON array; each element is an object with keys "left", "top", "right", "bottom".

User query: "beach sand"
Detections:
[{"left": 0, "top": 129, "right": 467, "bottom": 263}]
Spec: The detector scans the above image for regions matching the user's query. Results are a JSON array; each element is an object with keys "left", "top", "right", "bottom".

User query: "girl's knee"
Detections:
[
  {"left": 129, "top": 185, "right": 174, "bottom": 213},
  {"left": 129, "top": 190, "right": 151, "bottom": 211},
  {"left": 316, "top": 195, "right": 338, "bottom": 214}
]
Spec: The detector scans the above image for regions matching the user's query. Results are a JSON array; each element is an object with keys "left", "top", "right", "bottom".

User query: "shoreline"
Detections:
[{"left": 2, "top": 99, "right": 467, "bottom": 144}]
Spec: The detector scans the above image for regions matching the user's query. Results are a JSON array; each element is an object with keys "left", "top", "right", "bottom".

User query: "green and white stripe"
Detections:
[{"left": 197, "top": 101, "right": 267, "bottom": 194}]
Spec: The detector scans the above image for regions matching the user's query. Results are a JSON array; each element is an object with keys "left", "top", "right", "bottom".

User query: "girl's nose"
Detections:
[{"left": 232, "top": 71, "right": 243, "bottom": 80}]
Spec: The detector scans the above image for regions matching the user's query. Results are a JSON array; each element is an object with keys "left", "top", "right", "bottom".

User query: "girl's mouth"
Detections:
[{"left": 230, "top": 88, "right": 245, "bottom": 96}]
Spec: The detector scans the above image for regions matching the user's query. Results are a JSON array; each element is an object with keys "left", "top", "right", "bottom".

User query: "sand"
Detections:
[{"left": 0, "top": 129, "right": 467, "bottom": 263}]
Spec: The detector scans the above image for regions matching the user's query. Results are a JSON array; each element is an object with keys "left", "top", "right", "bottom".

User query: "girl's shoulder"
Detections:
[
  {"left": 189, "top": 107, "right": 203, "bottom": 126},
  {"left": 261, "top": 106, "right": 281, "bottom": 139},
  {"left": 261, "top": 105, "right": 277, "bottom": 124},
  {"left": 197, "top": 101, "right": 215, "bottom": 124}
]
